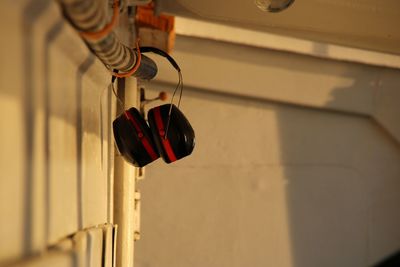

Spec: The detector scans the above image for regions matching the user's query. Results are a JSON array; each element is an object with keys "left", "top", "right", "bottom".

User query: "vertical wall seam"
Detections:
[
  {"left": 21, "top": 0, "right": 51, "bottom": 256},
  {"left": 43, "top": 18, "right": 65, "bottom": 246},
  {"left": 76, "top": 54, "right": 96, "bottom": 230}
]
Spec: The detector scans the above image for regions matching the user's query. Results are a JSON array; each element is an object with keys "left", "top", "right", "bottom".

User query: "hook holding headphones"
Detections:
[{"left": 140, "top": 89, "right": 168, "bottom": 110}]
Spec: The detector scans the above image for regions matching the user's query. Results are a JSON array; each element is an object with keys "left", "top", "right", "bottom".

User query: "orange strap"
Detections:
[
  {"left": 111, "top": 41, "right": 142, "bottom": 78},
  {"left": 79, "top": 0, "right": 119, "bottom": 40}
]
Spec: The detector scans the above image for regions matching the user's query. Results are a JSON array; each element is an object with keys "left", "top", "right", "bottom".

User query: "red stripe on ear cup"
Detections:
[
  {"left": 124, "top": 111, "right": 158, "bottom": 161},
  {"left": 154, "top": 107, "right": 178, "bottom": 162}
]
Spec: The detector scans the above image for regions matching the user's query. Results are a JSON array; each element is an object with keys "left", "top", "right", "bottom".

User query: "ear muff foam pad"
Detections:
[
  {"left": 148, "top": 104, "right": 195, "bottom": 163},
  {"left": 113, "top": 107, "right": 159, "bottom": 167}
]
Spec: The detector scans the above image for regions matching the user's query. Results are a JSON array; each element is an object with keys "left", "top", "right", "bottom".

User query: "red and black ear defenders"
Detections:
[
  {"left": 112, "top": 47, "right": 195, "bottom": 167},
  {"left": 113, "top": 104, "right": 195, "bottom": 167}
]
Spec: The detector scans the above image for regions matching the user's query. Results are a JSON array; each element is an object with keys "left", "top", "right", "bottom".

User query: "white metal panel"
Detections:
[
  {"left": 103, "top": 224, "right": 115, "bottom": 267},
  {"left": 0, "top": 0, "right": 115, "bottom": 264},
  {"left": 86, "top": 228, "right": 103, "bottom": 267},
  {"left": 0, "top": 0, "right": 39, "bottom": 261}
]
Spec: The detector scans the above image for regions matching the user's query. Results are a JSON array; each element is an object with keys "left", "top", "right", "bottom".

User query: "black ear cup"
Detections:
[
  {"left": 113, "top": 107, "right": 159, "bottom": 167},
  {"left": 148, "top": 104, "right": 195, "bottom": 163}
]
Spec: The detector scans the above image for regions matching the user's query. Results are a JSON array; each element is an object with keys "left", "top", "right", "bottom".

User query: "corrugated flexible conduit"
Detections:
[{"left": 59, "top": 0, "right": 157, "bottom": 80}]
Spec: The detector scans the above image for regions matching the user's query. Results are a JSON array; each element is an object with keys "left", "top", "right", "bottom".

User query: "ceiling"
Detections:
[{"left": 156, "top": 0, "right": 400, "bottom": 55}]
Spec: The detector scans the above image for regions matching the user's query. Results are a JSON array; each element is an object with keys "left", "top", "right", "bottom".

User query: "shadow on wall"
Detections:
[
  {"left": 281, "top": 44, "right": 400, "bottom": 267},
  {"left": 374, "top": 251, "right": 400, "bottom": 267},
  {"left": 135, "top": 42, "right": 400, "bottom": 267},
  {"left": 21, "top": 0, "right": 51, "bottom": 256}
]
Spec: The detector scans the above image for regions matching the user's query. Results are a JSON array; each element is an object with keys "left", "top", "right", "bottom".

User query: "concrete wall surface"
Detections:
[
  {"left": 135, "top": 36, "right": 400, "bottom": 267},
  {"left": 0, "top": 1, "right": 116, "bottom": 266}
]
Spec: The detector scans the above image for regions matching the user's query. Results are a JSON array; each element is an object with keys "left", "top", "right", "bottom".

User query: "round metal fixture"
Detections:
[{"left": 255, "top": 0, "right": 295, "bottom": 12}]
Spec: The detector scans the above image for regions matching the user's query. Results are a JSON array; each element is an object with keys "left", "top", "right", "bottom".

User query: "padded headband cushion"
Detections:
[
  {"left": 113, "top": 107, "right": 159, "bottom": 167},
  {"left": 148, "top": 104, "right": 195, "bottom": 163}
]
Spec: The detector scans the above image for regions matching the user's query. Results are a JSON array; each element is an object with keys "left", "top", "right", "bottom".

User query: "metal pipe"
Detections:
[{"left": 59, "top": 0, "right": 157, "bottom": 80}]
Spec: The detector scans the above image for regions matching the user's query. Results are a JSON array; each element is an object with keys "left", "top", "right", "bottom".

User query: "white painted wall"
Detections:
[
  {"left": 135, "top": 35, "right": 400, "bottom": 267},
  {"left": 0, "top": 1, "right": 117, "bottom": 266}
]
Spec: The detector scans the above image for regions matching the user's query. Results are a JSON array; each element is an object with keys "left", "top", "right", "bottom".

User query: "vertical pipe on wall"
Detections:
[{"left": 113, "top": 78, "right": 139, "bottom": 267}]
